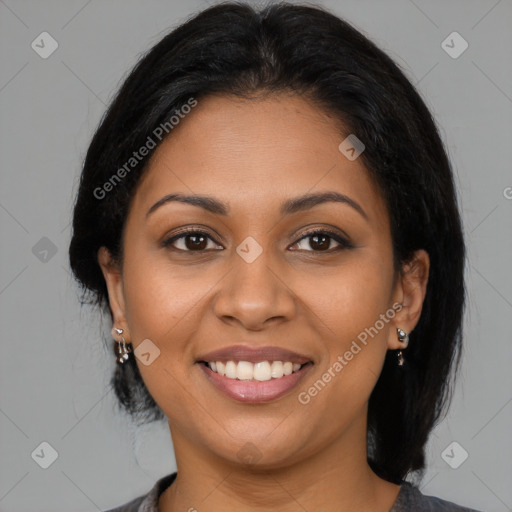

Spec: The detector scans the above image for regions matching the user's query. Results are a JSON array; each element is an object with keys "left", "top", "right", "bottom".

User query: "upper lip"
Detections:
[{"left": 196, "top": 345, "right": 313, "bottom": 365}]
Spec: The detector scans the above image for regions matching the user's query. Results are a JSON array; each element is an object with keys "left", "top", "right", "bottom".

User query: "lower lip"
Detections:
[{"left": 198, "top": 362, "right": 313, "bottom": 403}]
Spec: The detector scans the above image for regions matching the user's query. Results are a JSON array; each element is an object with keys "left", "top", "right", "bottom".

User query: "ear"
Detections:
[
  {"left": 387, "top": 249, "right": 430, "bottom": 350},
  {"left": 97, "top": 247, "right": 130, "bottom": 338}
]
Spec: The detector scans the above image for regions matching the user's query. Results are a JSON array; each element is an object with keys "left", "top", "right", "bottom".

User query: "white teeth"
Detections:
[
  {"left": 271, "top": 361, "right": 284, "bottom": 379},
  {"left": 206, "top": 360, "right": 305, "bottom": 380},
  {"left": 236, "top": 361, "right": 254, "bottom": 380},
  {"left": 225, "top": 361, "right": 237, "bottom": 379},
  {"left": 216, "top": 361, "right": 225, "bottom": 376},
  {"left": 253, "top": 361, "right": 271, "bottom": 381}
]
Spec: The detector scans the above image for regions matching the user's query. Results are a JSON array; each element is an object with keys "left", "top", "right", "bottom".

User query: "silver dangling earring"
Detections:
[
  {"left": 112, "top": 327, "right": 132, "bottom": 364},
  {"left": 396, "top": 327, "right": 409, "bottom": 366}
]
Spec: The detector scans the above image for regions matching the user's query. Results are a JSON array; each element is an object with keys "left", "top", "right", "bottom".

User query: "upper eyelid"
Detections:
[{"left": 294, "top": 226, "right": 349, "bottom": 242}]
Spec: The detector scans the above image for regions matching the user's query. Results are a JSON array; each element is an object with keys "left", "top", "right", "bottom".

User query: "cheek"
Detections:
[
  {"left": 120, "top": 246, "right": 226, "bottom": 379},
  {"left": 294, "top": 253, "right": 393, "bottom": 409},
  {"left": 120, "top": 252, "right": 207, "bottom": 418},
  {"left": 295, "top": 250, "right": 393, "bottom": 341},
  {"left": 122, "top": 249, "right": 204, "bottom": 340}
]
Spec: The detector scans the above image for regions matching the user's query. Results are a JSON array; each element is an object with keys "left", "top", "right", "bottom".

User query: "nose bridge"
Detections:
[
  {"left": 213, "top": 235, "right": 295, "bottom": 328},
  {"left": 234, "top": 239, "right": 277, "bottom": 294}
]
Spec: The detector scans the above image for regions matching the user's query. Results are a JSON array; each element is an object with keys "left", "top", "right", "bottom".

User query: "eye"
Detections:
[
  {"left": 289, "top": 228, "right": 352, "bottom": 253},
  {"left": 162, "top": 228, "right": 223, "bottom": 252},
  {"left": 162, "top": 227, "right": 353, "bottom": 254}
]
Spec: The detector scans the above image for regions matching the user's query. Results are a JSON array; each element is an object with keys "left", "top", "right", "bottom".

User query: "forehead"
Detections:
[{"left": 132, "top": 93, "right": 388, "bottom": 227}]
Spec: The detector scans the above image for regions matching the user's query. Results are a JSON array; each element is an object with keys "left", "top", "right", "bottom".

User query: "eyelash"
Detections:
[{"left": 162, "top": 227, "right": 353, "bottom": 254}]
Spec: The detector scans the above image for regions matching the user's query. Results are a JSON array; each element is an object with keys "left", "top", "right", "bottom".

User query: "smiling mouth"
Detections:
[
  {"left": 198, "top": 359, "right": 314, "bottom": 403},
  {"left": 198, "top": 360, "right": 313, "bottom": 381}
]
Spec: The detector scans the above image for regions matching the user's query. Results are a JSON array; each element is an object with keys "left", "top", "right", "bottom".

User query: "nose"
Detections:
[{"left": 212, "top": 246, "right": 296, "bottom": 331}]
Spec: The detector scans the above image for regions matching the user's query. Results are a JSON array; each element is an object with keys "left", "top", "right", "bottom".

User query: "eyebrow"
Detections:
[{"left": 146, "top": 191, "right": 368, "bottom": 221}]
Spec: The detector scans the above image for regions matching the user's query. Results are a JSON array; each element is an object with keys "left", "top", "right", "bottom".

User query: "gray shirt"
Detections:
[{"left": 104, "top": 472, "right": 483, "bottom": 512}]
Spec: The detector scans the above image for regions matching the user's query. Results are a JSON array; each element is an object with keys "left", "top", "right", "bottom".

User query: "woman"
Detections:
[{"left": 68, "top": 2, "right": 483, "bottom": 511}]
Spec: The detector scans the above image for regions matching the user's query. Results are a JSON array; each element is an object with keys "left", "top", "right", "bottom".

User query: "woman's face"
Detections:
[{"left": 99, "top": 93, "right": 428, "bottom": 469}]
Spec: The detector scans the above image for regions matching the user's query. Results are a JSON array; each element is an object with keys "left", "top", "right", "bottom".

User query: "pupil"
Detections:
[
  {"left": 311, "top": 235, "right": 329, "bottom": 250},
  {"left": 186, "top": 234, "right": 207, "bottom": 250}
]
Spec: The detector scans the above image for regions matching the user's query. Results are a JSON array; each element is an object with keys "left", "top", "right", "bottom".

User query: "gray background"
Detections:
[{"left": 0, "top": 0, "right": 511, "bottom": 511}]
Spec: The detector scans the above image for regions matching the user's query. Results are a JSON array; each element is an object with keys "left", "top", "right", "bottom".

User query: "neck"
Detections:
[{"left": 158, "top": 411, "right": 400, "bottom": 512}]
